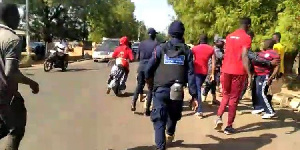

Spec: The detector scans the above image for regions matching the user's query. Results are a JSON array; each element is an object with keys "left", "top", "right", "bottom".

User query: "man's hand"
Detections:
[
  {"left": 209, "top": 74, "right": 215, "bottom": 82},
  {"left": 30, "top": 81, "right": 39, "bottom": 94},
  {"left": 267, "top": 78, "right": 273, "bottom": 86},
  {"left": 247, "top": 75, "right": 252, "bottom": 89},
  {"left": 271, "top": 59, "right": 280, "bottom": 66},
  {"left": 145, "top": 78, "right": 153, "bottom": 85}
]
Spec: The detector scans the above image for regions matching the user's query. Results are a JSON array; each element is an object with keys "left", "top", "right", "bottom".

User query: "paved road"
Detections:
[{"left": 0, "top": 60, "right": 299, "bottom": 150}]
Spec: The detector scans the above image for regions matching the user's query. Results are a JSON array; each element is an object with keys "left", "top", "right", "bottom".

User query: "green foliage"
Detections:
[
  {"left": 9, "top": 0, "right": 139, "bottom": 42},
  {"left": 168, "top": 0, "right": 300, "bottom": 53},
  {"left": 156, "top": 32, "right": 168, "bottom": 43},
  {"left": 88, "top": 0, "right": 139, "bottom": 42}
]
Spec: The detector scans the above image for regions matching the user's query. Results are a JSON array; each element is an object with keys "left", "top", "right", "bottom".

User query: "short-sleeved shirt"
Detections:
[
  {"left": 254, "top": 49, "right": 280, "bottom": 76},
  {"left": 138, "top": 39, "right": 158, "bottom": 61},
  {"left": 273, "top": 43, "right": 284, "bottom": 74},
  {"left": 0, "top": 24, "right": 22, "bottom": 104},
  {"left": 192, "top": 44, "right": 214, "bottom": 75},
  {"left": 222, "top": 29, "right": 252, "bottom": 75}
]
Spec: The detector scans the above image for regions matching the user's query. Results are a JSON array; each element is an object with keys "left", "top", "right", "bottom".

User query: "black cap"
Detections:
[
  {"left": 148, "top": 28, "right": 158, "bottom": 35},
  {"left": 168, "top": 21, "right": 185, "bottom": 38}
]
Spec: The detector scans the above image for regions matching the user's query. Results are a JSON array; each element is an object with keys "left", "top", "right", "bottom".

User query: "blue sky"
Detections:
[{"left": 131, "top": 0, "right": 176, "bottom": 33}]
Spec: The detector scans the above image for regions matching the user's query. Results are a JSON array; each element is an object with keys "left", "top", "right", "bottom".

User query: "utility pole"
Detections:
[
  {"left": 138, "top": 25, "right": 141, "bottom": 42},
  {"left": 26, "top": 0, "right": 31, "bottom": 56}
]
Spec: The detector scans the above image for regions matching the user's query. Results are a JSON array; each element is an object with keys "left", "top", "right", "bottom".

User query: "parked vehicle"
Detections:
[
  {"left": 92, "top": 38, "right": 119, "bottom": 62},
  {"left": 30, "top": 42, "right": 46, "bottom": 59},
  {"left": 44, "top": 45, "right": 69, "bottom": 72}
]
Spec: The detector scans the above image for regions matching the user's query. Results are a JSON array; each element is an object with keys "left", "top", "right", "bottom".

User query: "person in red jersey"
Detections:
[
  {"left": 107, "top": 36, "right": 134, "bottom": 94},
  {"left": 214, "top": 18, "right": 252, "bottom": 135},
  {"left": 192, "top": 34, "right": 215, "bottom": 118},
  {"left": 251, "top": 39, "right": 280, "bottom": 119},
  {"left": 112, "top": 36, "right": 134, "bottom": 71}
]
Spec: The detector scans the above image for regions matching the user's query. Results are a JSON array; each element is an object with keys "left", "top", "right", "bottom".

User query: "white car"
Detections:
[{"left": 93, "top": 39, "right": 119, "bottom": 62}]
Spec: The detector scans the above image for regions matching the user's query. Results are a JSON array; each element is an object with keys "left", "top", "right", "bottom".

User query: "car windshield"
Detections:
[
  {"left": 132, "top": 43, "right": 139, "bottom": 47},
  {"left": 95, "top": 40, "right": 119, "bottom": 52}
]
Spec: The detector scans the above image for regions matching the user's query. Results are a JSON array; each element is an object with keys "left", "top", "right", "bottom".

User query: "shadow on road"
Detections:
[
  {"left": 128, "top": 134, "right": 276, "bottom": 150},
  {"left": 65, "top": 68, "right": 98, "bottom": 72},
  {"left": 127, "top": 145, "right": 156, "bottom": 150},
  {"left": 24, "top": 73, "right": 34, "bottom": 76},
  {"left": 237, "top": 109, "right": 300, "bottom": 134},
  {"left": 167, "top": 133, "right": 276, "bottom": 150},
  {"left": 117, "top": 92, "right": 134, "bottom": 98}
]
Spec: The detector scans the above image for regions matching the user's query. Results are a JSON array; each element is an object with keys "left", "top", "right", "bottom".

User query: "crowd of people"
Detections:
[
  {"left": 0, "top": 2, "right": 286, "bottom": 150},
  {"left": 107, "top": 17, "right": 284, "bottom": 149}
]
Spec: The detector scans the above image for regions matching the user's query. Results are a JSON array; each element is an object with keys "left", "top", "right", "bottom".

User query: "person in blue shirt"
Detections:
[
  {"left": 131, "top": 28, "right": 158, "bottom": 116},
  {"left": 144, "top": 21, "right": 197, "bottom": 150}
]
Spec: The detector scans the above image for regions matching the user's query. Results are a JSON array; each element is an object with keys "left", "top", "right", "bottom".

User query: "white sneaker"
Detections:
[
  {"left": 214, "top": 117, "right": 223, "bottom": 131},
  {"left": 195, "top": 112, "right": 204, "bottom": 119},
  {"left": 262, "top": 113, "right": 276, "bottom": 119},
  {"left": 251, "top": 109, "right": 264, "bottom": 115},
  {"left": 119, "top": 90, "right": 125, "bottom": 95}
]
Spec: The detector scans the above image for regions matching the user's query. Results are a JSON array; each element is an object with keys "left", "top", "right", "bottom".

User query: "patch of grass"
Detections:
[{"left": 20, "top": 55, "right": 33, "bottom": 68}]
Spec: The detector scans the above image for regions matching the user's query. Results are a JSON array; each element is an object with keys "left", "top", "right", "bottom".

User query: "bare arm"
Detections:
[
  {"left": 270, "top": 65, "right": 280, "bottom": 80},
  {"left": 5, "top": 60, "right": 36, "bottom": 85},
  {"left": 211, "top": 54, "right": 216, "bottom": 77},
  {"left": 242, "top": 47, "right": 251, "bottom": 77},
  {"left": 5, "top": 40, "right": 39, "bottom": 94}
]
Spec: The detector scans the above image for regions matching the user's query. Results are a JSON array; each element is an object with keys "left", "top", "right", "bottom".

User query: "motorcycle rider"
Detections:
[
  {"left": 48, "top": 43, "right": 68, "bottom": 63},
  {"left": 0, "top": 3, "right": 39, "bottom": 149},
  {"left": 107, "top": 36, "right": 134, "bottom": 94}
]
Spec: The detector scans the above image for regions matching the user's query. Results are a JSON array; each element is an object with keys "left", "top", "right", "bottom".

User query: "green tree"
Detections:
[{"left": 168, "top": 0, "right": 300, "bottom": 74}]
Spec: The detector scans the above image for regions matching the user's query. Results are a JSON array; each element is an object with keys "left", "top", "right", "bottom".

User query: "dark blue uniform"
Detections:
[
  {"left": 145, "top": 38, "right": 197, "bottom": 150},
  {"left": 132, "top": 39, "right": 158, "bottom": 111}
]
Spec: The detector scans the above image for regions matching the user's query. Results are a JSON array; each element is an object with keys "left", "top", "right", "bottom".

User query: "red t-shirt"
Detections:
[
  {"left": 254, "top": 49, "right": 280, "bottom": 75},
  {"left": 112, "top": 45, "right": 134, "bottom": 69},
  {"left": 222, "top": 29, "right": 252, "bottom": 75},
  {"left": 192, "top": 44, "right": 214, "bottom": 75}
]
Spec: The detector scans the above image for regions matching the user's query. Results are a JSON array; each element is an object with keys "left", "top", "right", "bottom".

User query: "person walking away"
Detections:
[
  {"left": 192, "top": 34, "right": 216, "bottom": 118},
  {"left": 0, "top": 3, "right": 39, "bottom": 149},
  {"left": 131, "top": 28, "right": 158, "bottom": 116},
  {"left": 252, "top": 39, "right": 280, "bottom": 119},
  {"left": 145, "top": 21, "right": 197, "bottom": 150},
  {"left": 272, "top": 32, "right": 284, "bottom": 77},
  {"left": 202, "top": 35, "right": 224, "bottom": 105},
  {"left": 214, "top": 18, "right": 252, "bottom": 135},
  {"left": 107, "top": 36, "right": 134, "bottom": 94}
]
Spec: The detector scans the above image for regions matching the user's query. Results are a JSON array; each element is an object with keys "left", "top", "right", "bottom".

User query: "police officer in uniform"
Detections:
[
  {"left": 0, "top": 3, "right": 39, "bottom": 149},
  {"left": 131, "top": 28, "right": 158, "bottom": 116},
  {"left": 145, "top": 21, "right": 197, "bottom": 150}
]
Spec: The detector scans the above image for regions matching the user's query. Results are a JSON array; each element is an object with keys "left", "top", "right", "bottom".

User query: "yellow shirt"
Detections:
[{"left": 273, "top": 43, "right": 285, "bottom": 73}]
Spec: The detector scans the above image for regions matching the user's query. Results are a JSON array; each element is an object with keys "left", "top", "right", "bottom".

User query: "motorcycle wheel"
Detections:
[
  {"left": 44, "top": 60, "right": 52, "bottom": 72},
  {"left": 61, "top": 60, "right": 68, "bottom": 72}
]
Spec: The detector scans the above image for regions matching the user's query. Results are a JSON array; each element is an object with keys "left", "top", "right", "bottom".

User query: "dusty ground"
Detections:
[{"left": 0, "top": 60, "right": 299, "bottom": 150}]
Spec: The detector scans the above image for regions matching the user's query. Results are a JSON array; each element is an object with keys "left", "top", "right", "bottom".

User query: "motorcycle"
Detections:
[
  {"left": 44, "top": 49, "right": 69, "bottom": 72},
  {"left": 107, "top": 59, "right": 127, "bottom": 96}
]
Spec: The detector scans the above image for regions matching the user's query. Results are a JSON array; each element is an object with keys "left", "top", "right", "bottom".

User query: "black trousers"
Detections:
[{"left": 0, "top": 93, "right": 27, "bottom": 150}]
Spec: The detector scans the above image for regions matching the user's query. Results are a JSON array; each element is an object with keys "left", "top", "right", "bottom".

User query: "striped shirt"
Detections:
[{"left": 254, "top": 49, "right": 280, "bottom": 75}]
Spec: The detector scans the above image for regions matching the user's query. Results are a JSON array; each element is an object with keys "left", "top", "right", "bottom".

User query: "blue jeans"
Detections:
[
  {"left": 151, "top": 87, "right": 183, "bottom": 150},
  {"left": 195, "top": 74, "right": 207, "bottom": 113}
]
